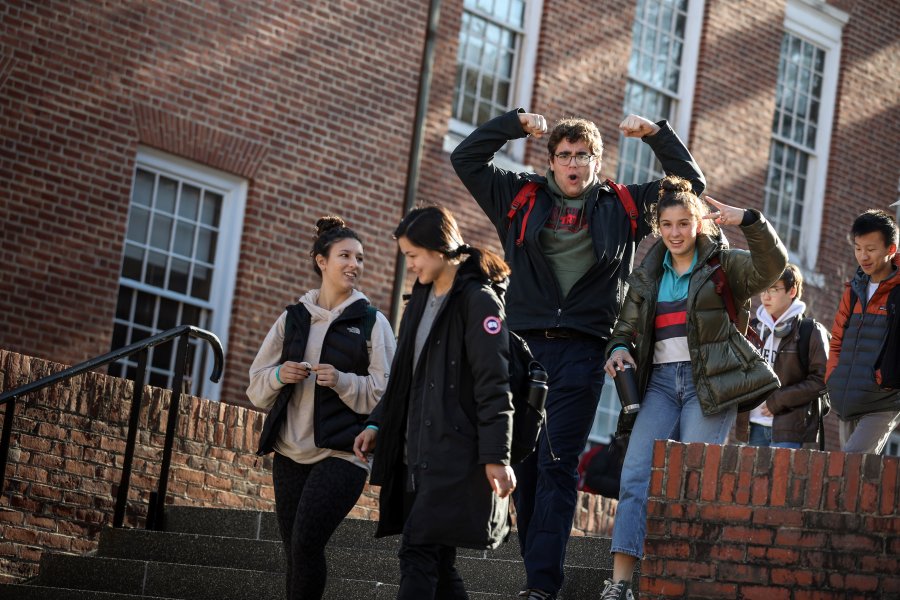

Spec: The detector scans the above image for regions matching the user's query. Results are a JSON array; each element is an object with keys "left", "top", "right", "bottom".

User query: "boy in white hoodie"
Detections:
[{"left": 748, "top": 263, "right": 829, "bottom": 448}]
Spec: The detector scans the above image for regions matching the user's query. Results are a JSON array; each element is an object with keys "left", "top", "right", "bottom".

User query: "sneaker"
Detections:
[
  {"left": 517, "top": 589, "right": 556, "bottom": 600},
  {"left": 599, "top": 578, "right": 634, "bottom": 600}
]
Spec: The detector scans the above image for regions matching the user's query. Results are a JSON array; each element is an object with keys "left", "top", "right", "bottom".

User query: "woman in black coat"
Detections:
[{"left": 353, "top": 205, "right": 516, "bottom": 599}]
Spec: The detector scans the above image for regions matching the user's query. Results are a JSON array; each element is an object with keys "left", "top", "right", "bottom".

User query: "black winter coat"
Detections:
[
  {"left": 451, "top": 109, "right": 705, "bottom": 339},
  {"left": 369, "top": 260, "right": 514, "bottom": 549}
]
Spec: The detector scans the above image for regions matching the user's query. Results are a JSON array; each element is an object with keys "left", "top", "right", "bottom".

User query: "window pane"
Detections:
[
  {"left": 133, "top": 169, "right": 155, "bottom": 206},
  {"left": 150, "top": 214, "right": 173, "bottom": 250},
  {"left": 201, "top": 192, "right": 222, "bottom": 226},
  {"left": 126, "top": 207, "right": 150, "bottom": 244},
  {"left": 134, "top": 291, "right": 156, "bottom": 327},
  {"left": 196, "top": 228, "right": 217, "bottom": 263},
  {"left": 122, "top": 244, "right": 144, "bottom": 281},
  {"left": 191, "top": 265, "right": 212, "bottom": 301},
  {"left": 156, "top": 177, "right": 178, "bottom": 213},
  {"left": 146, "top": 251, "right": 167, "bottom": 287},
  {"left": 158, "top": 297, "right": 179, "bottom": 330},
  {"left": 116, "top": 287, "right": 133, "bottom": 321},
  {"left": 169, "top": 258, "right": 190, "bottom": 294},
  {"left": 179, "top": 184, "right": 201, "bottom": 219},
  {"left": 174, "top": 221, "right": 195, "bottom": 257}
]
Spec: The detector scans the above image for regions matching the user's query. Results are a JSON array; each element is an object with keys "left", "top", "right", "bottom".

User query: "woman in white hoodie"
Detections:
[{"left": 247, "top": 216, "right": 396, "bottom": 600}]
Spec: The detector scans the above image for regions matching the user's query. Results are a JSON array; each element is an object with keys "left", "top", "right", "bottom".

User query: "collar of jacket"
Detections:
[
  {"left": 635, "top": 231, "right": 728, "bottom": 282},
  {"left": 849, "top": 252, "right": 900, "bottom": 300}
]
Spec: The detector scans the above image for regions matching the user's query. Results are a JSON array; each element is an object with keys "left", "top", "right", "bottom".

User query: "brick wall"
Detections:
[
  {"left": 641, "top": 440, "right": 899, "bottom": 599},
  {"left": 0, "top": 349, "right": 611, "bottom": 582},
  {"left": 0, "top": 0, "right": 427, "bottom": 407}
]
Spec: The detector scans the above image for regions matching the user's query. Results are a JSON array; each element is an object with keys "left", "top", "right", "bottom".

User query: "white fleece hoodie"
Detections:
[
  {"left": 749, "top": 299, "right": 806, "bottom": 427},
  {"left": 247, "top": 289, "right": 396, "bottom": 471}
]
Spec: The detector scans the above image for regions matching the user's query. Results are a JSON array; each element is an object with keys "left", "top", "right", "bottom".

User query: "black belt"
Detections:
[{"left": 519, "top": 328, "right": 600, "bottom": 341}]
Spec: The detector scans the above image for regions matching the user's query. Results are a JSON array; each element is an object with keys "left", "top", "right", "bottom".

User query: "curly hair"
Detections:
[{"left": 648, "top": 175, "right": 718, "bottom": 237}]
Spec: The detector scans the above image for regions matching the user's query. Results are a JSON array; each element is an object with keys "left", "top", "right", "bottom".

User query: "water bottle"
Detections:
[
  {"left": 526, "top": 366, "right": 549, "bottom": 412},
  {"left": 614, "top": 363, "right": 641, "bottom": 414}
]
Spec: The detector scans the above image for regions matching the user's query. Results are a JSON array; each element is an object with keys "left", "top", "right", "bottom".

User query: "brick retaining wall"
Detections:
[
  {"left": 641, "top": 440, "right": 899, "bottom": 599},
  {"left": 0, "top": 350, "right": 613, "bottom": 582}
]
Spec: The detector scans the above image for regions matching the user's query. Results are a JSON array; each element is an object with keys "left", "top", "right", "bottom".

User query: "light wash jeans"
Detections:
[
  {"left": 748, "top": 423, "right": 802, "bottom": 449},
  {"left": 611, "top": 361, "right": 737, "bottom": 559}
]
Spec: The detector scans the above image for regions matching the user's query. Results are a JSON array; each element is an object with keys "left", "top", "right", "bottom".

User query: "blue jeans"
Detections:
[
  {"left": 611, "top": 362, "right": 737, "bottom": 559},
  {"left": 513, "top": 335, "right": 606, "bottom": 593},
  {"left": 748, "top": 423, "right": 802, "bottom": 449}
]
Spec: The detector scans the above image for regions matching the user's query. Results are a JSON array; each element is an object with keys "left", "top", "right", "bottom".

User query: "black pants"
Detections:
[
  {"left": 273, "top": 453, "right": 367, "bottom": 600},
  {"left": 396, "top": 488, "right": 468, "bottom": 600}
]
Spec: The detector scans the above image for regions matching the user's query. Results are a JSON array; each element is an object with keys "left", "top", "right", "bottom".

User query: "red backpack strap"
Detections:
[
  {"left": 709, "top": 256, "right": 764, "bottom": 348},
  {"left": 507, "top": 181, "right": 540, "bottom": 247},
  {"left": 606, "top": 178, "right": 638, "bottom": 237}
]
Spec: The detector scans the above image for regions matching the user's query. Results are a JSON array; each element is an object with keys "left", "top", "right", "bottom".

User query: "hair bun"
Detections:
[
  {"left": 658, "top": 175, "right": 692, "bottom": 199},
  {"left": 315, "top": 215, "right": 346, "bottom": 238}
]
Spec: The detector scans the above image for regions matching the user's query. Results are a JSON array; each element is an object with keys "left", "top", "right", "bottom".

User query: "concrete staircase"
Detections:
[{"left": 0, "top": 506, "right": 615, "bottom": 599}]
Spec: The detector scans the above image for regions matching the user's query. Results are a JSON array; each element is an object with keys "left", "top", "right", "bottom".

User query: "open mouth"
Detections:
[{"left": 568, "top": 174, "right": 578, "bottom": 182}]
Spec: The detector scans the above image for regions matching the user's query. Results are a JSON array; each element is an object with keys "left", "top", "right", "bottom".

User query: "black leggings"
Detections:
[{"left": 272, "top": 453, "right": 367, "bottom": 600}]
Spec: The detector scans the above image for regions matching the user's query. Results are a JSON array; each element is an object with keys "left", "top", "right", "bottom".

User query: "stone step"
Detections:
[
  {"left": 163, "top": 506, "right": 614, "bottom": 568},
  {"left": 35, "top": 542, "right": 609, "bottom": 598},
  {"left": 0, "top": 586, "right": 171, "bottom": 600}
]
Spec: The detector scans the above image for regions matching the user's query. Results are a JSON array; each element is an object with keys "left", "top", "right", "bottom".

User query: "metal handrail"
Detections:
[{"left": 0, "top": 325, "right": 224, "bottom": 530}]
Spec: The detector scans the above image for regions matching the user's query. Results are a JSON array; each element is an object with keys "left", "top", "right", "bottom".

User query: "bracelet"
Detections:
[
  {"left": 365, "top": 424, "right": 379, "bottom": 432},
  {"left": 275, "top": 365, "right": 284, "bottom": 385}
]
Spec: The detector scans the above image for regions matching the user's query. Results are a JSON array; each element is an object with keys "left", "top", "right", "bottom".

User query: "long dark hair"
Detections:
[
  {"left": 393, "top": 205, "right": 510, "bottom": 283},
  {"left": 309, "top": 215, "right": 362, "bottom": 276}
]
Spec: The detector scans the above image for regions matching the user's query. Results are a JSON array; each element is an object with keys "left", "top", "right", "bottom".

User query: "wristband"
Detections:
[
  {"left": 275, "top": 365, "right": 284, "bottom": 385},
  {"left": 365, "top": 424, "right": 379, "bottom": 432}
]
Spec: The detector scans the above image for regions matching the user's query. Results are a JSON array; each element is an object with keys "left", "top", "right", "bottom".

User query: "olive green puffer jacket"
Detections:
[{"left": 607, "top": 211, "right": 788, "bottom": 416}]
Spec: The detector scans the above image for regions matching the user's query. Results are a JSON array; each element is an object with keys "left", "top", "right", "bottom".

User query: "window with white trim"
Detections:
[
  {"left": 763, "top": 0, "right": 847, "bottom": 270},
  {"left": 448, "top": 0, "right": 542, "bottom": 164},
  {"left": 110, "top": 148, "right": 247, "bottom": 401},
  {"left": 616, "top": 0, "right": 703, "bottom": 183}
]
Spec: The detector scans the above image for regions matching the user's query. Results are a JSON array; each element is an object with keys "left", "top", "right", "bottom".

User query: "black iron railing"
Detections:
[{"left": 0, "top": 325, "right": 224, "bottom": 530}]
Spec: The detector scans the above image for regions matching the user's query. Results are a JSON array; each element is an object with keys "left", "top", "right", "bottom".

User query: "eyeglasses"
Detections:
[
  {"left": 552, "top": 152, "right": 596, "bottom": 166},
  {"left": 761, "top": 286, "right": 785, "bottom": 296}
]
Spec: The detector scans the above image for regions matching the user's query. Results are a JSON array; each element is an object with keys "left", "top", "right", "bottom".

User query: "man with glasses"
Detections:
[
  {"left": 743, "top": 264, "right": 829, "bottom": 449},
  {"left": 451, "top": 109, "right": 704, "bottom": 600}
]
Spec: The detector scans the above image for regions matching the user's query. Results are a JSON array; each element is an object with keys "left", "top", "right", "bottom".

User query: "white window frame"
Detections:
[
  {"left": 775, "top": 0, "right": 848, "bottom": 279},
  {"left": 616, "top": 0, "right": 705, "bottom": 183},
  {"left": 117, "top": 146, "right": 248, "bottom": 401},
  {"left": 444, "top": 0, "right": 543, "bottom": 169}
]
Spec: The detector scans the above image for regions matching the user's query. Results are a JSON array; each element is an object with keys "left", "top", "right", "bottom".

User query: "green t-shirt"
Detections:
[{"left": 539, "top": 170, "right": 597, "bottom": 298}]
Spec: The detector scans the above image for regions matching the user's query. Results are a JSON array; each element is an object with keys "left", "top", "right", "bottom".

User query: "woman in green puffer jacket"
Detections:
[{"left": 596, "top": 176, "right": 787, "bottom": 600}]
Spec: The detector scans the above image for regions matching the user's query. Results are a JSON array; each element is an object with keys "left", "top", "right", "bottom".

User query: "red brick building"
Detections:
[{"left": 1, "top": 0, "right": 898, "bottom": 447}]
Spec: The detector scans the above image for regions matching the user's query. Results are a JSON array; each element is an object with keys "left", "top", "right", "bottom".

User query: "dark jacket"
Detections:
[
  {"left": 826, "top": 255, "right": 900, "bottom": 419},
  {"left": 257, "top": 299, "right": 371, "bottom": 455},
  {"left": 369, "top": 260, "right": 514, "bottom": 549},
  {"left": 606, "top": 212, "right": 788, "bottom": 416},
  {"left": 751, "top": 314, "right": 830, "bottom": 443},
  {"left": 450, "top": 109, "right": 705, "bottom": 339}
]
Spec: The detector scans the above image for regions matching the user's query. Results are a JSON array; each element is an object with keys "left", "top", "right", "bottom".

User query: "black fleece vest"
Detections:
[{"left": 256, "top": 299, "right": 372, "bottom": 455}]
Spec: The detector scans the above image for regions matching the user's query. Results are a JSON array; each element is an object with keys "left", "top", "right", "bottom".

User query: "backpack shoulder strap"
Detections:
[
  {"left": 605, "top": 178, "right": 638, "bottom": 237},
  {"left": 506, "top": 181, "right": 540, "bottom": 247},
  {"left": 709, "top": 256, "right": 764, "bottom": 348},
  {"left": 797, "top": 317, "right": 815, "bottom": 373},
  {"left": 363, "top": 305, "right": 379, "bottom": 342}
]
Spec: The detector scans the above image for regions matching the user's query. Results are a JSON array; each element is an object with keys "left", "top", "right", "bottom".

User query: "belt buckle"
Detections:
[{"left": 544, "top": 328, "right": 566, "bottom": 339}]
